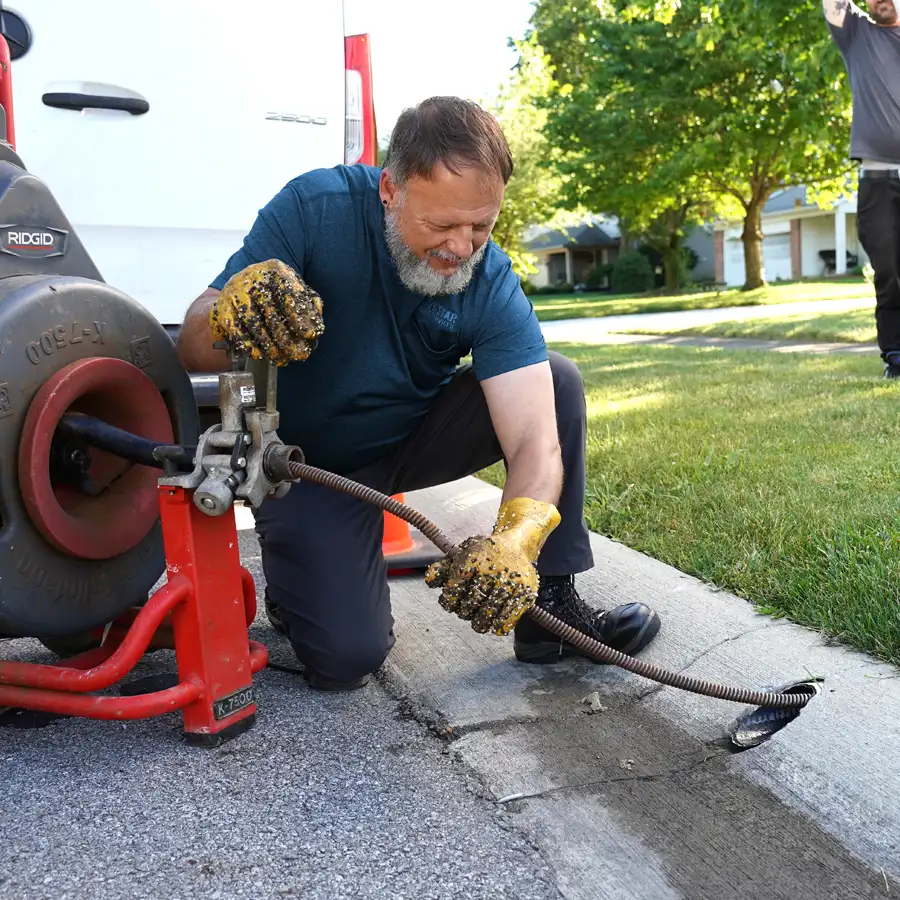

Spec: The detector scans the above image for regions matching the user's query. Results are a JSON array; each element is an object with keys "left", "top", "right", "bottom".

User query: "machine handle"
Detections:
[{"left": 42, "top": 91, "right": 149, "bottom": 115}]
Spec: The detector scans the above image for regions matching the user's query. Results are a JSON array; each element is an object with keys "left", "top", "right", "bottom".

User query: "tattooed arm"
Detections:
[{"left": 823, "top": 0, "right": 851, "bottom": 27}]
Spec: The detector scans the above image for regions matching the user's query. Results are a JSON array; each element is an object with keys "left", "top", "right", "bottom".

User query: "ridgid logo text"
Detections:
[
  {"left": 0, "top": 225, "right": 67, "bottom": 259},
  {"left": 8, "top": 231, "right": 54, "bottom": 246}
]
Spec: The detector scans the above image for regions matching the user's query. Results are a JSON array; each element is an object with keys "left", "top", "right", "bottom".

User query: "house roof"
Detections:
[
  {"left": 763, "top": 186, "right": 811, "bottom": 214},
  {"left": 523, "top": 215, "right": 621, "bottom": 252},
  {"left": 715, "top": 184, "right": 847, "bottom": 231}
]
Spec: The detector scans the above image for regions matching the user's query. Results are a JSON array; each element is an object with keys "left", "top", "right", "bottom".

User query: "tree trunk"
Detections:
[
  {"left": 659, "top": 208, "right": 686, "bottom": 293},
  {"left": 662, "top": 244, "right": 680, "bottom": 292},
  {"left": 741, "top": 200, "right": 765, "bottom": 290},
  {"left": 619, "top": 218, "right": 634, "bottom": 254}
]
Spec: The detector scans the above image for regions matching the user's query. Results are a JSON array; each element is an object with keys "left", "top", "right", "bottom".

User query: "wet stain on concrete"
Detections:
[{"left": 447, "top": 668, "right": 898, "bottom": 900}]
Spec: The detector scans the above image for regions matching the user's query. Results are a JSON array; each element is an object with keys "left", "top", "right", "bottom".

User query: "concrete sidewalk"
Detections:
[
  {"left": 539, "top": 295, "right": 873, "bottom": 347},
  {"left": 543, "top": 332, "right": 880, "bottom": 355},
  {"left": 385, "top": 479, "right": 900, "bottom": 900}
]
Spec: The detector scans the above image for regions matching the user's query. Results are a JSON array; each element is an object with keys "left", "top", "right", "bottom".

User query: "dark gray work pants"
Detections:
[
  {"left": 857, "top": 171, "right": 900, "bottom": 359},
  {"left": 253, "top": 351, "right": 594, "bottom": 682}
]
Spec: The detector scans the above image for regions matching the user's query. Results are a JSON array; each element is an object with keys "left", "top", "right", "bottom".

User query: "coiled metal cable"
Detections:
[{"left": 285, "top": 460, "right": 812, "bottom": 709}]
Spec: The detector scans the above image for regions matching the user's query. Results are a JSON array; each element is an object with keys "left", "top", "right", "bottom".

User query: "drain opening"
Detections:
[{"left": 727, "top": 679, "right": 823, "bottom": 751}]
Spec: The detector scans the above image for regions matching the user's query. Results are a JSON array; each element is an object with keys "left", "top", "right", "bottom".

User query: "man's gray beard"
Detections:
[{"left": 384, "top": 209, "right": 487, "bottom": 296}]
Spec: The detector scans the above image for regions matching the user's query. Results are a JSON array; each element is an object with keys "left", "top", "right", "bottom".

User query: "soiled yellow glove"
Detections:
[
  {"left": 425, "top": 498, "right": 561, "bottom": 636},
  {"left": 210, "top": 259, "right": 325, "bottom": 366}
]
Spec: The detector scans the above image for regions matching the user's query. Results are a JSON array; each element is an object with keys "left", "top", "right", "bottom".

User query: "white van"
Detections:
[{"left": 1, "top": 1, "right": 377, "bottom": 332}]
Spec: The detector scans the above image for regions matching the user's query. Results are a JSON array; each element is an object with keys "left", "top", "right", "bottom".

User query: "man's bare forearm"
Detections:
[
  {"left": 480, "top": 362, "right": 564, "bottom": 509},
  {"left": 176, "top": 289, "right": 230, "bottom": 373},
  {"left": 502, "top": 440, "right": 563, "bottom": 508},
  {"left": 824, "top": 0, "right": 850, "bottom": 27}
]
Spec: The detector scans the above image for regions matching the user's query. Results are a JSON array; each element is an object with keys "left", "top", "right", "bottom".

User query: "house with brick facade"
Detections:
[{"left": 713, "top": 186, "right": 864, "bottom": 287}]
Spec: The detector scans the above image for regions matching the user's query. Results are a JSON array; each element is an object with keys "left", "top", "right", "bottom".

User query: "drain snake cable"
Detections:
[
  {"left": 283, "top": 461, "right": 812, "bottom": 710},
  {"left": 54, "top": 414, "right": 812, "bottom": 710}
]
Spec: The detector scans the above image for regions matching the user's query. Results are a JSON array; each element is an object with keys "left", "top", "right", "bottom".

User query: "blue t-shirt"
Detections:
[{"left": 210, "top": 164, "right": 548, "bottom": 474}]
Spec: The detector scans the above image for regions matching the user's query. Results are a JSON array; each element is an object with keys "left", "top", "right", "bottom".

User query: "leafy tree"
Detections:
[
  {"left": 532, "top": 0, "right": 853, "bottom": 289},
  {"left": 486, "top": 34, "right": 573, "bottom": 278},
  {"left": 528, "top": 2, "right": 717, "bottom": 291},
  {"left": 376, "top": 134, "right": 390, "bottom": 167}
]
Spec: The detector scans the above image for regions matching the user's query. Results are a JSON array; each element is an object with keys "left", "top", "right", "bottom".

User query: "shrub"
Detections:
[
  {"left": 584, "top": 263, "right": 614, "bottom": 291},
  {"left": 611, "top": 252, "right": 655, "bottom": 294},
  {"left": 520, "top": 278, "right": 538, "bottom": 296},
  {"left": 635, "top": 245, "right": 698, "bottom": 290}
]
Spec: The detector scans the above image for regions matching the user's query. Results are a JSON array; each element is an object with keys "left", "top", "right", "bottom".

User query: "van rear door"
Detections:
[{"left": 7, "top": 0, "right": 347, "bottom": 325}]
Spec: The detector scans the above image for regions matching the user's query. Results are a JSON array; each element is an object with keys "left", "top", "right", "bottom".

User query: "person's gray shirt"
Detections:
[{"left": 829, "top": 3, "right": 900, "bottom": 163}]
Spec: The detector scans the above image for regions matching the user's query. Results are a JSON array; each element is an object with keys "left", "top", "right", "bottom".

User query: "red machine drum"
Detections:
[
  {"left": 0, "top": 275, "right": 199, "bottom": 639},
  {"left": 18, "top": 357, "right": 174, "bottom": 561}
]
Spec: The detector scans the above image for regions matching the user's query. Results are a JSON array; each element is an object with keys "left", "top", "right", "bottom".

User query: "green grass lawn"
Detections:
[
  {"left": 531, "top": 278, "right": 873, "bottom": 322},
  {"left": 624, "top": 306, "right": 877, "bottom": 345},
  {"left": 481, "top": 342, "right": 900, "bottom": 664}
]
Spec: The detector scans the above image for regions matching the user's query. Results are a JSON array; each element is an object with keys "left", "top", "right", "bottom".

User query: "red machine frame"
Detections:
[
  {"left": 0, "top": 32, "right": 268, "bottom": 745},
  {"left": 0, "top": 486, "right": 269, "bottom": 746}
]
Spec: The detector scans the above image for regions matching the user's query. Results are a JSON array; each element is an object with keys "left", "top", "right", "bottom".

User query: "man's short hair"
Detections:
[{"left": 383, "top": 96, "right": 514, "bottom": 187}]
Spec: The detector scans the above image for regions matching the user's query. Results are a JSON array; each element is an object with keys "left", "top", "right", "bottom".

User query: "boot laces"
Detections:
[{"left": 537, "top": 576, "right": 606, "bottom": 637}]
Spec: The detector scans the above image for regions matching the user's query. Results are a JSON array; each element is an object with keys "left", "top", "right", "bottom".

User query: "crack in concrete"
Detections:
[
  {"left": 495, "top": 751, "right": 724, "bottom": 805},
  {"left": 632, "top": 620, "right": 795, "bottom": 705},
  {"left": 443, "top": 715, "right": 543, "bottom": 740},
  {"left": 383, "top": 619, "right": 802, "bottom": 743},
  {"left": 374, "top": 671, "right": 570, "bottom": 899}
]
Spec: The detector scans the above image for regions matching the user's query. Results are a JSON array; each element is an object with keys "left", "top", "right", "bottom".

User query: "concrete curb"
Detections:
[{"left": 385, "top": 478, "right": 900, "bottom": 895}]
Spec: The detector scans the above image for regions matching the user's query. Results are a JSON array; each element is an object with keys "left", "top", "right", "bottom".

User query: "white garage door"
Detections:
[{"left": 763, "top": 234, "right": 792, "bottom": 282}]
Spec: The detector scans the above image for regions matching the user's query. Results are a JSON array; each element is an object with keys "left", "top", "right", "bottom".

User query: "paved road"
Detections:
[
  {"left": 0, "top": 527, "right": 560, "bottom": 900},
  {"left": 539, "top": 296, "right": 873, "bottom": 345}
]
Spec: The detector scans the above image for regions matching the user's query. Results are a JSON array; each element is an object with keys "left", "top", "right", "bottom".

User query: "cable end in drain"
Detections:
[{"left": 727, "top": 678, "right": 824, "bottom": 751}]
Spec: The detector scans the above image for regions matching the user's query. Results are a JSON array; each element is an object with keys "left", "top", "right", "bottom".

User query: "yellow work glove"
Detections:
[
  {"left": 209, "top": 259, "right": 325, "bottom": 366},
  {"left": 424, "top": 498, "right": 561, "bottom": 636}
]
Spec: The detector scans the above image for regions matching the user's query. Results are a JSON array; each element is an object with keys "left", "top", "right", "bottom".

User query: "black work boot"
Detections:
[
  {"left": 514, "top": 575, "right": 661, "bottom": 664},
  {"left": 885, "top": 351, "right": 900, "bottom": 379}
]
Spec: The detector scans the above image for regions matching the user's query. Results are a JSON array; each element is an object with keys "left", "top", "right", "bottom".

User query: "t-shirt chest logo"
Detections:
[{"left": 421, "top": 299, "right": 459, "bottom": 330}]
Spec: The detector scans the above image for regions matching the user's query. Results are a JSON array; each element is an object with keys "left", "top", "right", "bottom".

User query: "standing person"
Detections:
[
  {"left": 825, "top": 0, "right": 900, "bottom": 376},
  {"left": 176, "top": 96, "right": 661, "bottom": 691}
]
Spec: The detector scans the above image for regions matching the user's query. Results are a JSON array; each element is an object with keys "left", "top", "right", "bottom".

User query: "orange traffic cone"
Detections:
[{"left": 383, "top": 493, "right": 445, "bottom": 575}]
